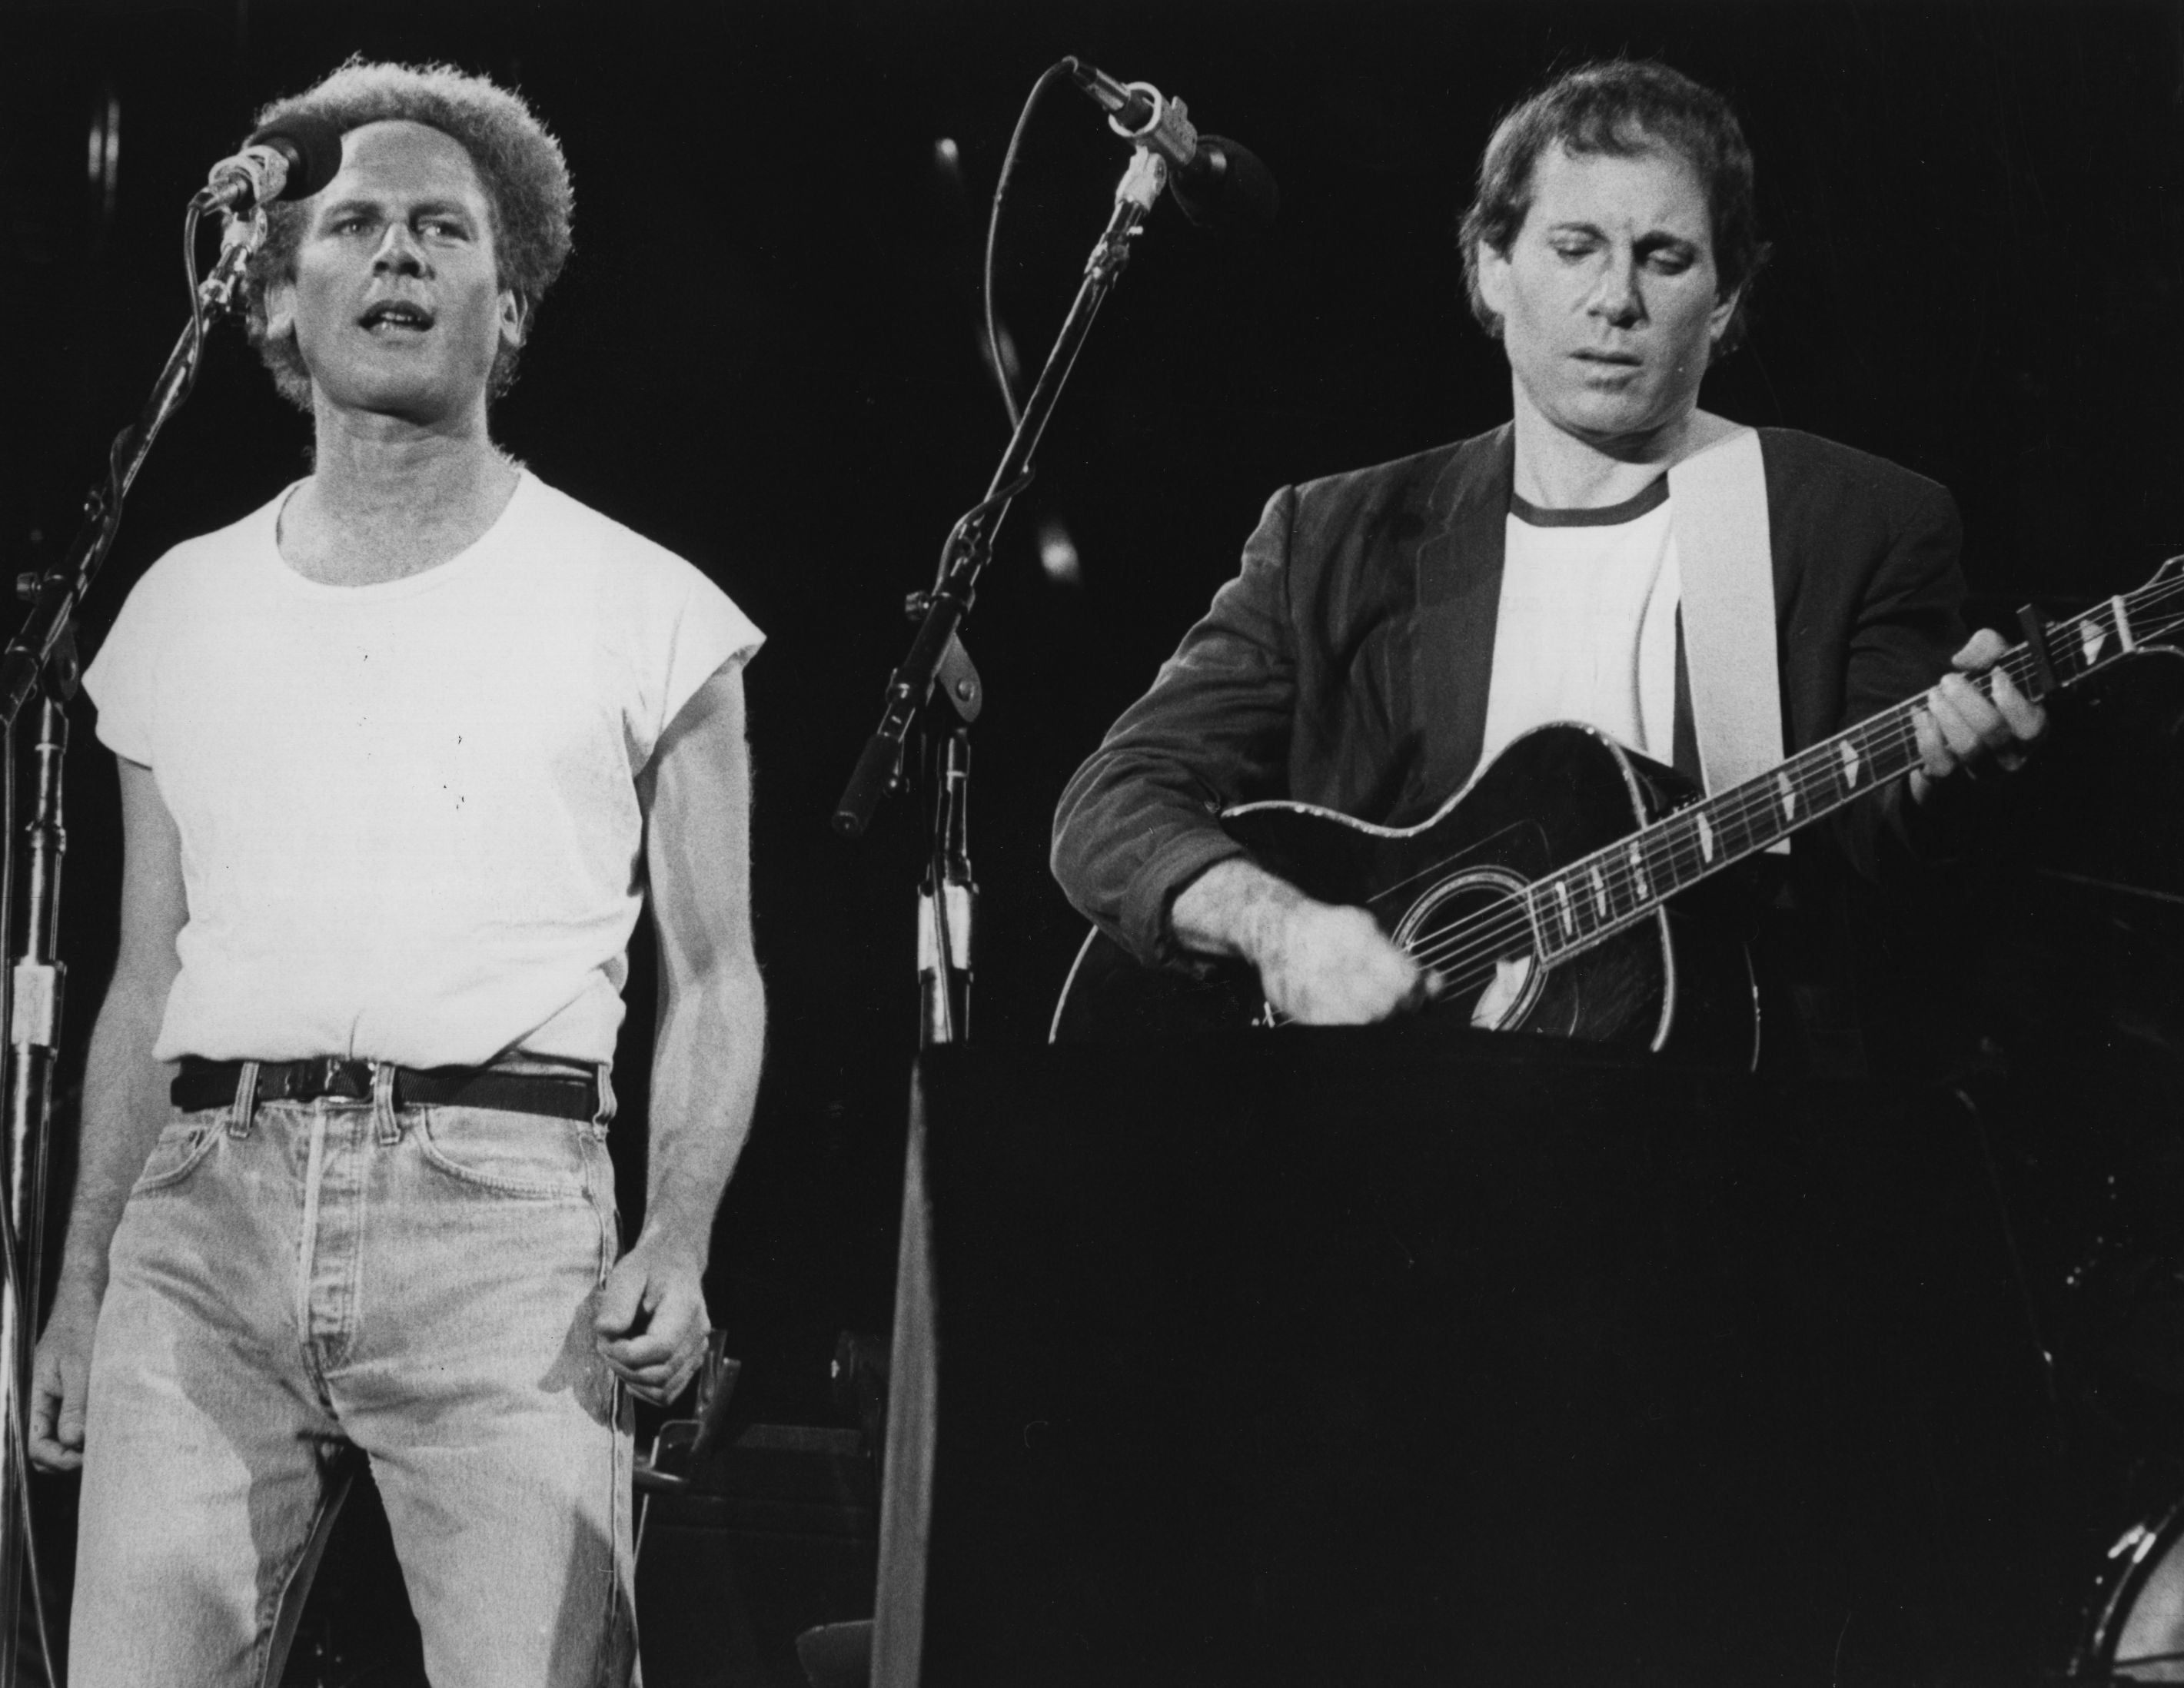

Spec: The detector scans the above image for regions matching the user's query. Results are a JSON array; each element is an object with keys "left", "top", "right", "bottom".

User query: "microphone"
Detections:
[
  {"left": 1062, "top": 57, "right": 1279, "bottom": 235},
  {"left": 193, "top": 115, "right": 345, "bottom": 213}
]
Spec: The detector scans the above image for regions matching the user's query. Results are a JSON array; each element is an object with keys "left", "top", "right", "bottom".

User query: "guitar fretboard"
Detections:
[{"left": 1524, "top": 573, "right": 2177, "bottom": 964}]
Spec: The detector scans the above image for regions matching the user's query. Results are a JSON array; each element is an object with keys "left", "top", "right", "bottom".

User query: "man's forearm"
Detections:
[
  {"left": 1170, "top": 856, "right": 1433, "bottom": 1025},
  {"left": 55, "top": 983, "right": 174, "bottom": 1308},
  {"left": 1169, "top": 856, "right": 1311, "bottom": 962},
  {"left": 639, "top": 955, "right": 766, "bottom": 1263}
]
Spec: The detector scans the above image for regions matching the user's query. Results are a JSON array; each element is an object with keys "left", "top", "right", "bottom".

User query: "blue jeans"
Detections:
[{"left": 70, "top": 1062, "right": 637, "bottom": 1686}]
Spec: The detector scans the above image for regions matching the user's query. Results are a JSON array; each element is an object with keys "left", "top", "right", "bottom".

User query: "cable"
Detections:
[
  {"left": 982, "top": 60, "right": 1075, "bottom": 432},
  {"left": 7, "top": 1361, "right": 56, "bottom": 1688},
  {"left": 181, "top": 201, "right": 207, "bottom": 398}
]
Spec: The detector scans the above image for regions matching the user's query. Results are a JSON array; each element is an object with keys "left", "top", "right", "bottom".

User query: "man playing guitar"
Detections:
[{"left": 1051, "top": 58, "right": 2046, "bottom": 1048}]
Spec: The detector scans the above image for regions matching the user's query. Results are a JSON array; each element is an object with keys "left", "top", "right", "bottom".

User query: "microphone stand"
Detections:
[
  {"left": 0, "top": 200, "right": 267, "bottom": 1688},
  {"left": 833, "top": 145, "right": 1172, "bottom": 1048}
]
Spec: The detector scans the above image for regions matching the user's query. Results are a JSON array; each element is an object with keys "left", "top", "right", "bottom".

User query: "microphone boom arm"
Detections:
[
  {"left": 833, "top": 146, "right": 1169, "bottom": 837},
  {"left": 0, "top": 210, "right": 264, "bottom": 732}
]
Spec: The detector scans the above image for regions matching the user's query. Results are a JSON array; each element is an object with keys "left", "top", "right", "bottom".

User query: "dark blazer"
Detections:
[{"left": 1052, "top": 424, "right": 1969, "bottom": 970}]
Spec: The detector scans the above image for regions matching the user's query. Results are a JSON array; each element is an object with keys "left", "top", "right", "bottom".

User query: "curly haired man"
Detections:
[{"left": 28, "top": 61, "right": 766, "bottom": 1686}]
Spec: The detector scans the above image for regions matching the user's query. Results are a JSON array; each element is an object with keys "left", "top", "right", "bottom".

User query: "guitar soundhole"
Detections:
[{"left": 1391, "top": 869, "right": 1542, "bottom": 1032}]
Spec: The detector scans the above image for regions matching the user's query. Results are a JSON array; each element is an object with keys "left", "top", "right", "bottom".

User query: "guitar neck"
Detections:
[{"left": 1525, "top": 585, "right": 2159, "bottom": 965}]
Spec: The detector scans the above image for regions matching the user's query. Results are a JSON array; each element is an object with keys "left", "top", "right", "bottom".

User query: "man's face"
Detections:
[
  {"left": 1477, "top": 141, "right": 1736, "bottom": 447},
  {"left": 266, "top": 120, "right": 520, "bottom": 425}
]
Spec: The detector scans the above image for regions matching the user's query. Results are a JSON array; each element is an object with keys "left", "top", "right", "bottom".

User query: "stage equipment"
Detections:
[
  {"left": 636, "top": 1371, "right": 881, "bottom": 1688},
  {"left": 1060, "top": 58, "right": 1280, "bottom": 235},
  {"left": 2074, "top": 1490, "right": 2184, "bottom": 1682},
  {"left": 872, "top": 1032, "right": 2073, "bottom": 1686},
  {"left": 0, "top": 113, "right": 340, "bottom": 1688},
  {"left": 194, "top": 115, "right": 344, "bottom": 214},
  {"left": 833, "top": 58, "right": 1272, "bottom": 1049},
  {"left": 634, "top": 1329, "right": 743, "bottom": 1496}
]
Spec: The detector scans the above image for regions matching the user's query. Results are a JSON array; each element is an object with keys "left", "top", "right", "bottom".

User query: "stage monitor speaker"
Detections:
[{"left": 871, "top": 1026, "right": 2070, "bottom": 1688}]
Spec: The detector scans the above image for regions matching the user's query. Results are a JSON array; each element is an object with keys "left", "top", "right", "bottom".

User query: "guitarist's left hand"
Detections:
[{"left": 1908, "top": 628, "right": 2048, "bottom": 804}]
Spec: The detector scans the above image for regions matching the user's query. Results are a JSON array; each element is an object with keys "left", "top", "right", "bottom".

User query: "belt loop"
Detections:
[
  {"left": 228, "top": 1060, "right": 259, "bottom": 1139},
  {"left": 372, "top": 1061, "right": 401, "bottom": 1145},
  {"left": 591, "top": 1062, "right": 617, "bottom": 1138}
]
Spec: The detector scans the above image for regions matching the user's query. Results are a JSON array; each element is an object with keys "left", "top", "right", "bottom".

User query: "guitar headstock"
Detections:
[{"left": 2129, "top": 557, "right": 2184, "bottom": 653}]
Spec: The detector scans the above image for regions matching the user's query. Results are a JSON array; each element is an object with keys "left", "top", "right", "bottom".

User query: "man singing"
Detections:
[
  {"left": 28, "top": 62, "right": 765, "bottom": 1684},
  {"left": 1052, "top": 59, "right": 2044, "bottom": 1044}
]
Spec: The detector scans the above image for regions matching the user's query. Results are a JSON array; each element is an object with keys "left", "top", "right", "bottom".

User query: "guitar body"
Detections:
[{"left": 1051, "top": 723, "right": 1761, "bottom": 1068}]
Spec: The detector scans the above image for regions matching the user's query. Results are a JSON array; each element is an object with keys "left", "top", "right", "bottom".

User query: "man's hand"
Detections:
[
  {"left": 1172, "top": 857, "right": 1437, "bottom": 1025},
  {"left": 1910, "top": 628, "right": 2048, "bottom": 803},
  {"left": 29, "top": 1288, "right": 100, "bottom": 1472},
  {"left": 1252, "top": 897, "right": 1436, "bottom": 1024},
  {"left": 593, "top": 1236, "right": 712, "bottom": 1407}
]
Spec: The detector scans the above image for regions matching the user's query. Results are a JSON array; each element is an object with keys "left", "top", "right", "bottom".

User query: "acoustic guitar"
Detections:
[{"left": 1050, "top": 563, "right": 2184, "bottom": 1063}]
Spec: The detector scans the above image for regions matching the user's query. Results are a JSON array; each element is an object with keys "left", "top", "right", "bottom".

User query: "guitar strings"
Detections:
[
  {"left": 1375, "top": 577, "right": 2184, "bottom": 997},
  {"left": 1393, "top": 706, "right": 1916, "bottom": 980},
  {"left": 1390, "top": 668, "right": 1981, "bottom": 984},
  {"left": 1400, "top": 583, "right": 2154, "bottom": 982},
  {"left": 1403, "top": 709, "right": 1933, "bottom": 987}
]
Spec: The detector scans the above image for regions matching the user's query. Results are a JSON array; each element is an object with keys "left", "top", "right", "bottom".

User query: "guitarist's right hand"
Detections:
[{"left": 1172, "top": 858, "right": 1438, "bottom": 1025}]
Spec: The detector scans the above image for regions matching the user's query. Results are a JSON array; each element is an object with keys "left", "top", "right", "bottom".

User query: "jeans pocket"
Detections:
[
  {"left": 417, "top": 1106, "right": 591, "bottom": 1200},
  {"left": 130, "top": 1109, "right": 223, "bottom": 1195}
]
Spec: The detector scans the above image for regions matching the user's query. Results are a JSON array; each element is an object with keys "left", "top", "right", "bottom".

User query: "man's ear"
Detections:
[
  {"left": 1709, "top": 284, "right": 1743, "bottom": 348},
  {"left": 264, "top": 277, "right": 298, "bottom": 344},
  {"left": 1476, "top": 241, "right": 1513, "bottom": 322},
  {"left": 500, "top": 291, "right": 527, "bottom": 350}
]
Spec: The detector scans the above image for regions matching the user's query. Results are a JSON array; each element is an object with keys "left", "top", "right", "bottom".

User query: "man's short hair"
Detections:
[
  {"left": 1458, "top": 59, "right": 1769, "bottom": 355},
  {"left": 243, "top": 58, "right": 576, "bottom": 410}
]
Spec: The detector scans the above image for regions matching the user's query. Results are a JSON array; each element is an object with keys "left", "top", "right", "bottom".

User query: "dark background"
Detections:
[{"left": 8, "top": 0, "right": 2184, "bottom": 1676}]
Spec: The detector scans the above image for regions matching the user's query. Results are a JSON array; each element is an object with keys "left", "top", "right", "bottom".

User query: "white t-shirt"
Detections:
[
  {"left": 1478, "top": 477, "right": 1680, "bottom": 768},
  {"left": 83, "top": 470, "right": 763, "bottom": 1068}
]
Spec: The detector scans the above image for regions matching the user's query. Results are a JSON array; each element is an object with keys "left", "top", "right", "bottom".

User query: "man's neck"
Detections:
[
  {"left": 280, "top": 403, "right": 521, "bottom": 587},
  {"left": 1508, "top": 389, "right": 1737, "bottom": 510}
]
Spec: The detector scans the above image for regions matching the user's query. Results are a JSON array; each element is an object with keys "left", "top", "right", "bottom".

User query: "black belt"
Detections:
[{"left": 171, "top": 1056, "right": 600, "bottom": 1122}]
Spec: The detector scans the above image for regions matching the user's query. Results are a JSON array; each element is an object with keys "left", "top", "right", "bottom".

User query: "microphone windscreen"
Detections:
[
  {"left": 246, "top": 113, "right": 346, "bottom": 201},
  {"left": 1172, "top": 136, "right": 1280, "bottom": 237}
]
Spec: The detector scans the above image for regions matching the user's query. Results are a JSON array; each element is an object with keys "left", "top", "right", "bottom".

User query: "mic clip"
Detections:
[
  {"left": 903, "top": 593, "right": 983, "bottom": 726},
  {"left": 198, "top": 206, "right": 270, "bottom": 316},
  {"left": 1105, "top": 83, "right": 1199, "bottom": 174}
]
